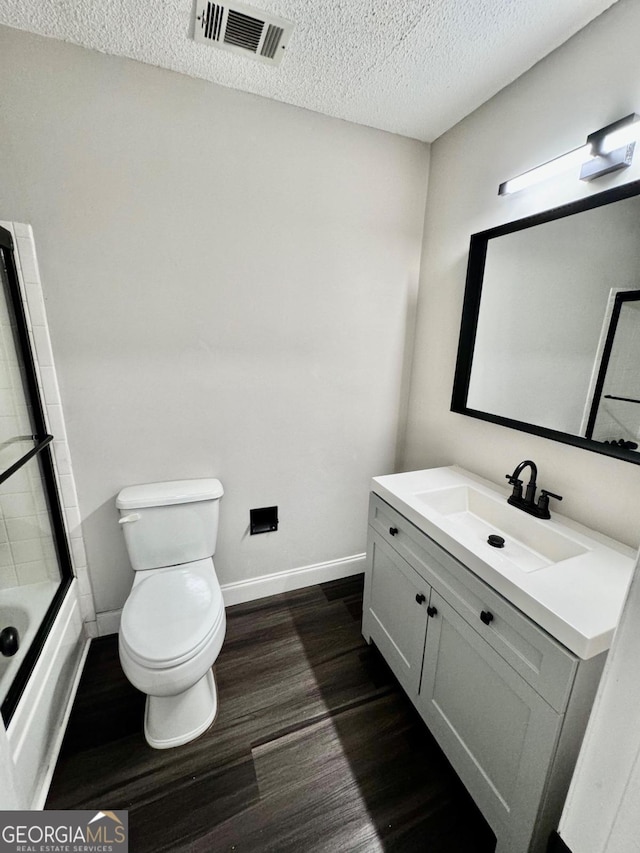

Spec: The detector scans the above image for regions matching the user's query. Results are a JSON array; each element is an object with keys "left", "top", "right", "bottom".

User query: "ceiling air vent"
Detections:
[{"left": 194, "top": 2, "right": 294, "bottom": 66}]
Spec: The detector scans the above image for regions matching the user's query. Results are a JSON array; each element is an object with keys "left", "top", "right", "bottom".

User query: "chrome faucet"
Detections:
[{"left": 505, "top": 459, "right": 562, "bottom": 519}]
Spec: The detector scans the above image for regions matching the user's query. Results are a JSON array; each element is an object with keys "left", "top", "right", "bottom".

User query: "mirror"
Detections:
[{"left": 451, "top": 180, "right": 640, "bottom": 465}]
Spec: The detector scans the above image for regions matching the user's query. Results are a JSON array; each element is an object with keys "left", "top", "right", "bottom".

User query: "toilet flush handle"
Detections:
[{"left": 119, "top": 513, "right": 141, "bottom": 524}]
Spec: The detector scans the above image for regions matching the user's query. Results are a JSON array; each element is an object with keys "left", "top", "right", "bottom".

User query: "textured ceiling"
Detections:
[{"left": 0, "top": 0, "right": 619, "bottom": 141}]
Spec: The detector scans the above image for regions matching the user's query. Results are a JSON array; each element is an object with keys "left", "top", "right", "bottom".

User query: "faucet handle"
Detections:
[
  {"left": 505, "top": 474, "right": 523, "bottom": 500},
  {"left": 537, "top": 489, "right": 563, "bottom": 516}
]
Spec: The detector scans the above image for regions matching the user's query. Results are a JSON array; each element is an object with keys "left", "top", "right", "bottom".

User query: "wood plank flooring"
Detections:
[{"left": 46, "top": 575, "right": 496, "bottom": 852}]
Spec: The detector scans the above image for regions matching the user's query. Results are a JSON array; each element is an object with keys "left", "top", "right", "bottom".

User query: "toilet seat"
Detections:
[{"left": 120, "top": 566, "right": 224, "bottom": 669}]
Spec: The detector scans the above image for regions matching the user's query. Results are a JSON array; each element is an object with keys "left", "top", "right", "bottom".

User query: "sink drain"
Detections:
[{"left": 488, "top": 534, "right": 505, "bottom": 549}]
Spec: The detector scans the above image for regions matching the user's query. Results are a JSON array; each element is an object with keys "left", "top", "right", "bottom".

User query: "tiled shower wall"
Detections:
[
  {"left": 0, "top": 263, "right": 56, "bottom": 589},
  {"left": 0, "top": 221, "right": 96, "bottom": 635}
]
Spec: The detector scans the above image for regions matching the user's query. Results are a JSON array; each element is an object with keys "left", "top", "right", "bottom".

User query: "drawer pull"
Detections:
[
  {"left": 480, "top": 610, "right": 494, "bottom": 626},
  {"left": 389, "top": 527, "right": 399, "bottom": 536},
  {"left": 415, "top": 593, "right": 426, "bottom": 605},
  {"left": 427, "top": 605, "right": 438, "bottom": 618}
]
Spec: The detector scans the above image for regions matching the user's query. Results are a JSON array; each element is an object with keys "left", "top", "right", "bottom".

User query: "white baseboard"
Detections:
[
  {"left": 96, "top": 609, "right": 122, "bottom": 637},
  {"left": 220, "top": 553, "right": 366, "bottom": 607},
  {"left": 94, "top": 554, "right": 366, "bottom": 634}
]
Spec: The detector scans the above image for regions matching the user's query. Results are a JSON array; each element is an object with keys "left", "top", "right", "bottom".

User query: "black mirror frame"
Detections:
[{"left": 451, "top": 178, "right": 640, "bottom": 466}]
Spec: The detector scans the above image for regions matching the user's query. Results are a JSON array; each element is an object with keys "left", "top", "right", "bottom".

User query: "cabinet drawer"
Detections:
[
  {"left": 368, "top": 493, "right": 577, "bottom": 712},
  {"left": 369, "top": 492, "right": 419, "bottom": 550}
]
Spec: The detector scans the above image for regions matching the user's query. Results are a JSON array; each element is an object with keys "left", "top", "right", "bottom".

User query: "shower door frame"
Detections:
[
  {"left": 584, "top": 288, "right": 640, "bottom": 442},
  {"left": 0, "top": 225, "right": 73, "bottom": 725}
]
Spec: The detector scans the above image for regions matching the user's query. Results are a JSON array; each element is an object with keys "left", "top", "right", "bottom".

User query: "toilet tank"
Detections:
[{"left": 116, "top": 479, "right": 224, "bottom": 571}]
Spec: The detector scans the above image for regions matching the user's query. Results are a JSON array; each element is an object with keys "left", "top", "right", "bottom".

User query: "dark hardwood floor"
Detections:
[{"left": 46, "top": 575, "right": 496, "bottom": 852}]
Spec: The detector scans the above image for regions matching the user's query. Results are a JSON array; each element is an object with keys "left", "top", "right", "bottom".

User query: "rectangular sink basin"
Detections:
[{"left": 415, "top": 485, "right": 588, "bottom": 572}]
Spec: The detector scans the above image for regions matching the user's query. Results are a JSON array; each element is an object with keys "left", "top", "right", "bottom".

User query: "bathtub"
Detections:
[{"left": 0, "top": 580, "right": 59, "bottom": 706}]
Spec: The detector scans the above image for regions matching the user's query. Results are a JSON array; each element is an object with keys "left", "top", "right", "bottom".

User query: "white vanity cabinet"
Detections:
[{"left": 362, "top": 492, "right": 607, "bottom": 853}]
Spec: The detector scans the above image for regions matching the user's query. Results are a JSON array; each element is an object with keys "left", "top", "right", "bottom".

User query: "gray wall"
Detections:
[
  {"left": 403, "top": 0, "right": 640, "bottom": 549},
  {"left": 0, "top": 25, "right": 429, "bottom": 613}
]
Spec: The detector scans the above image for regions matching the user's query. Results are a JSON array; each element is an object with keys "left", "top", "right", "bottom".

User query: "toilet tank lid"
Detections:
[{"left": 116, "top": 478, "right": 224, "bottom": 509}]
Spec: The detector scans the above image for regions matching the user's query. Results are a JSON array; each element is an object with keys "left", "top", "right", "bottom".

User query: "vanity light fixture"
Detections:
[{"left": 499, "top": 113, "right": 640, "bottom": 195}]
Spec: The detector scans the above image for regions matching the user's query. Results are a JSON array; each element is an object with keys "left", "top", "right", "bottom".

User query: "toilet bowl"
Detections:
[{"left": 116, "top": 479, "right": 226, "bottom": 749}]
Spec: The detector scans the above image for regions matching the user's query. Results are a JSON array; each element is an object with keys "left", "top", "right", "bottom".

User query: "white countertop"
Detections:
[{"left": 371, "top": 466, "right": 638, "bottom": 659}]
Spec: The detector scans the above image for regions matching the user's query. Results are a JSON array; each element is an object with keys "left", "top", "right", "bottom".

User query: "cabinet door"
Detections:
[
  {"left": 363, "top": 531, "right": 430, "bottom": 698},
  {"left": 416, "top": 591, "right": 562, "bottom": 851}
]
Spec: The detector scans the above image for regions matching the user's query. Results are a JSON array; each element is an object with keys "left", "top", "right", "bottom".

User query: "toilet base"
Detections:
[{"left": 144, "top": 668, "right": 218, "bottom": 749}]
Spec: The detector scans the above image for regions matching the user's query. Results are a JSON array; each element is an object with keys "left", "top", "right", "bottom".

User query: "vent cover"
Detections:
[{"left": 194, "top": 2, "right": 294, "bottom": 66}]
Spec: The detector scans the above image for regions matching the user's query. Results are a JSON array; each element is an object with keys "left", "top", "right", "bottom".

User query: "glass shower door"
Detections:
[{"left": 0, "top": 226, "right": 73, "bottom": 724}]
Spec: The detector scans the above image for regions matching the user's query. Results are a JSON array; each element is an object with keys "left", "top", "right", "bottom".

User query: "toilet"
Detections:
[{"left": 116, "top": 478, "right": 226, "bottom": 749}]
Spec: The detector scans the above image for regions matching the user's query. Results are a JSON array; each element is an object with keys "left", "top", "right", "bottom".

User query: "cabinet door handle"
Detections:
[
  {"left": 389, "top": 527, "right": 399, "bottom": 536},
  {"left": 415, "top": 593, "right": 426, "bottom": 605},
  {"left": 427, "top": 605, "right": 438, "bottom": 618},
  {"left": 480, "top": 610, "right": 494, "bottom": 625}
]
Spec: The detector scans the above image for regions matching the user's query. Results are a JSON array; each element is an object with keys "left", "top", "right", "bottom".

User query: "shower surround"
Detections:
[{"left": 0, "top": 221, "right": 94, "bottom": 808}]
